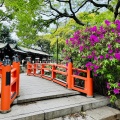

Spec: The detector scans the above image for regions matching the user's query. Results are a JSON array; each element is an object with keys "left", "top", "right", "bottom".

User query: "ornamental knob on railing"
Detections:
[
  {"left": 13, "top": 54, "right": 19, "bottom": 62},
  {"left": 35, "top": 58, "right": 40, "bottom": 63},
  {"left": 26, "top": 57, "right": 31, "bottom": 63},
  {"left": 3, "top": 55, "right": 11, "bottom": 66}
]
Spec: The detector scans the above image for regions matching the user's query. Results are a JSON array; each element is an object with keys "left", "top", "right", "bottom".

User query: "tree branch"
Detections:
[
  {"left": 68, "top": 0, "right": 75, "bottom": 15},
  {"left": 88, "top": 0, "right": 113, "bottom": 12},
  {"left": 75, "top": 0, "right": 88, "bottom": 13},
  {"left": 46, "top": 0, "right": 85, "bottom": 26},
  {"left": 88, "top": 0, "right": 108, "bottom": 7},
  {"left": 56, "top": 0, "right": 69, "bottom": 3},
  {"left": 0, "top": 16, "right": 7, "bottom": 22},
  {"left": 114, "top": 0, "right": 120, "bottom": 20},
  {"left": 48, "top": 0, "right": 73, "bottom": 17}
]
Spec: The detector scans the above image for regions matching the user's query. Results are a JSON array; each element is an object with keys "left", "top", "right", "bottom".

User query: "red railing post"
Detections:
[
  {"left": 12, "top": 55, "right": 20, "bottom": 96},
  {"left": 52, "top": 65, "right": 56, "bottom": 80},
  {"left": 26, "top": 57, "right": 33, "bottom": 75},
  {"left": 0, "top": 61, "right": 2, "bottom": 77},
  {"left": 67, "top": 59, "right": 73, "bottom": 89},
  {"left": 1, "top": 56, "right": 11, "bottom": 113},
  {"left": 86, "top": 67, "right": 93, "bottom": 97},
  {"left": 41, "top": 64, "right": 44, "bottom": 76},
  {"left": 34, "top": 63, "right": 36, "bottom": 75}
]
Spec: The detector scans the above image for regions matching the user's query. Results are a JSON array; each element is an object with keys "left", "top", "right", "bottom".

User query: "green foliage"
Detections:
[
  {"left": 36, "top": 35, "right": 51, "bottom": 53},
  {"left": 4, "top": 0, "right": 44, "bottom": 47},
  {"left": 0, "top": 26, "right": 16, "bottom": 43}
]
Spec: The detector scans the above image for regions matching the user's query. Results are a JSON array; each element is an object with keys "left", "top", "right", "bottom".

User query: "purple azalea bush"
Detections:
[{"left": 63, "top": 20, "right": 120, "bottom": 102}]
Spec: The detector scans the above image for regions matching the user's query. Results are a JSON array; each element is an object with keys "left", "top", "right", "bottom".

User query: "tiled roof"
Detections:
[
  {"left": 0, "top": 43, "right": 50, "bottom": 56},
  {"left": 13, "top": 49, "right": 26, "bottom": 53},
  {"left": 0, "top": 43, "right": 7, "bottom": 48},
  {"left": 9, "top": 44, "right": 17, "bottom": 49},
  {"left": 17, "top": 46, "right": 49, "bottom": 56}
]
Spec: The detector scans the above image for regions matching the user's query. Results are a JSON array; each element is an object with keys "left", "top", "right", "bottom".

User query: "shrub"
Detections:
[{"left": 63, "top": 20, "right": 120, "bottom": 103}]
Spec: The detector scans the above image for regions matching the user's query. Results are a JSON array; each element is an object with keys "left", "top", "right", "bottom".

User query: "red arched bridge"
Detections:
[{"left": 0, "top": 55, "right": 93, "bottom": 113}]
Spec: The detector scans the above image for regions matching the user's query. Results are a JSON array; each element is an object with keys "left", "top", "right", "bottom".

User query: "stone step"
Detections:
[
  {"left": 15, "top": 90, "right": 80, "bottom": 104},
  {"left": 51, "top": 106, "right": 120, "bottom": 120},
  {"left": 0, "top": 94, "right": 110, "bottom": 120}
]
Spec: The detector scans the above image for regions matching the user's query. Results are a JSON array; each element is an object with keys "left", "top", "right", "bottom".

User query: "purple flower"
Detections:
[
  {"left": 108, "top": 44, "right": 112, "bottom": 49},
  {"left": 82, "top": 56, "right": 86, "bottom": 58},
  {"left": 90, "top": 26, "right": 97, "bottom": 32},
  {"left": 70, "top": 38, "right": 74, "bottom": 41},
  {"left": 105, "top": 20, "right": 111, "bottom": 26},
  {"left": 73, "top": 30, "right": 80, "bottom": 38},
  {"left": 110, "top": 56, "right": 113, "bottom": 60},
  {"left": 86, "top": 62, "right": 92, "bottom": 68},
  {"left": 107, "top": 83, "right": 110, "bottom": 89},
  {"left": 115, "top": 48, "right": 119, "bottom": 52},
  {"left": 116, "top": 39, "right": 120, "bottom": 43},
  {"left": 117, "top": 24, "right": 120, "bottom": 30},
  {"left": 87, "top": 55, "right": 92, "bottom": 59},
  {"left": 112, "top": 29, "right": 115, "bottom": 32},
  {"left": 106, "top": 54, "right": 109, "bottom": 58},
  {"left": 94, "top": 65, "right": 99, "bottom": 69},
  {"left": 90, "top": 35, "right": 99, "bottom": 43},
  {"left": 94, "top": 56, "right": 98, "bottom": 60},
  {"left": 100, "top": 26, "right": 106, "bottom": 33},
  {"left": 79, "top": 46, "right": 84, "bottom": 51},
  {"left": 118, "top": 33, "right": 120, "bottom": 36},
  {"left": 115, "top": 53, "right": 120, "bottom": 60},
  {"left": 93, "top": 69, "right": 96, "bottom": 73},
  {"left": 118, "top": 82, "right": 120, "bottom": 87},
  {"left": 66, "top": 39, "right": 68, "bottom": 44},
  {"left": 100, "top": 55, "right": 104, "bottom": 60},
  {"left": 115, "top": 20, "right": 120, "bottom": 25},
  {"left": 72, "top": 41, "right": 75, "bottom": 45},
  {"left": 108, "top": 50, "right": 113, "bottom": 54},
  {"left": 99, "top": 34, "right": 104, "bottom": 39},
  {"left": 113, "top": 89, "right": 120, "bottom": 94}
]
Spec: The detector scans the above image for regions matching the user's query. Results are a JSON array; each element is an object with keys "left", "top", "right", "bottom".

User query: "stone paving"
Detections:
[
  {"left": 51, "top": 106, "right": 120, "bottom": 120},
  {"left": 16, "top": 73, "right": 80, "bottom": 104}
]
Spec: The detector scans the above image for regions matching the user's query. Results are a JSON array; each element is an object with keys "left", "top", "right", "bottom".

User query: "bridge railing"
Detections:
[
  {"left": 0, "top": 55, "right": 20, "bottom": 113},
  {"left": 33, "top": 63, "right": 41, "bottom": 77},
  {"left": 41, "top": 63, "right": 52, "bottom": 80},
  {"left": 0, "top": 61, "right": 2, "bottom": 78},
  {"left": 52, "top": 64, "right": 68, "bottom": 87},
  {"left": 27, "top": 60, "right": 93, "bottom": 97},
  {"left": 27, "top": 62, "right": 34, "bottom": 76}
]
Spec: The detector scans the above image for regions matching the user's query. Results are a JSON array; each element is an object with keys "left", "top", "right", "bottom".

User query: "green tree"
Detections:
[
  {"left": 0, "top": 26, "right": 16, "bottom": 43},
  {"left": 36, "top": 35, "right": 51, "bottom": 53}
]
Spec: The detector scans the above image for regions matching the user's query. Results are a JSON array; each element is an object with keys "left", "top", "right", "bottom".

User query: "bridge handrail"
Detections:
[
  {"left": 27, "top": 62, "right": 93, "bottom": 97},
  {"left": 0, "top": 55, "right": 20, "bottom": 113}
]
